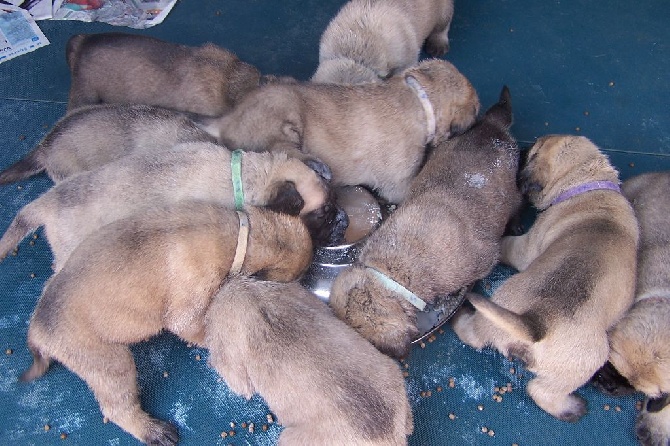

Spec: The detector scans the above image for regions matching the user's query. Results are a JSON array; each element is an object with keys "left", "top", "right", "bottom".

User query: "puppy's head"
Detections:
[
  {"left": 403, "top": 59, "right": 480, "bottom": 144},
  {"left": 264, "top": 156, "right": 348, "bottom": 246},
  {"left": 605, "top": 298, "right": 670, "bottom": 399},
  {"left": 329, "top": 265, "right": 419, "bottom": 359},
  {"left": 519, "top": 135, "right": 620, "bottom": 210}
]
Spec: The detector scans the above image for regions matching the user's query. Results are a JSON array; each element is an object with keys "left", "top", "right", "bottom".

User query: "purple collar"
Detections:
[{"left": 550, "top": 180, "right": 621, "bottom": 206}]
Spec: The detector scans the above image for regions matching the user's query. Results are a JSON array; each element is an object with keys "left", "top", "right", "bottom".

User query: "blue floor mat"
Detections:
[{"left": 1, "top": 0, "right": 669, "bottom": 445}]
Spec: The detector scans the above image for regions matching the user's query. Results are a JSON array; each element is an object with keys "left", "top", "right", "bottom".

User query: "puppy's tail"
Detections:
[
  {"left": 19, "top": 340, "right": 51, "bottom": 382},
  {"left": 0, "top": 153, "right": 44, "bottom": 184},
  {"left": 466, "top": 292, "right": 542, "bottom": 343},
  {"left": 484, "top": 85, "right": 513, "bottom": 129},
  {"left": 0, "top": 201, "right": 43, "bottom": 262}
]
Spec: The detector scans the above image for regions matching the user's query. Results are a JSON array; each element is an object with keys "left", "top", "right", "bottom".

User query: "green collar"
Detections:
[
  {"left": 366, "top": 266, "right": 427, "bottom": 311},
  {"left": 231, "top": 150, "right": 244, "bottom": 211}
]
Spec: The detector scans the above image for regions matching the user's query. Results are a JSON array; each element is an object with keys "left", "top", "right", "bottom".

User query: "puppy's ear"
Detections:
[
  {"left": 265, "top": 181, "right": 304, "bottom": 216},
  {"left": 281, "top": 120, "right": 303, "bottom": 146},
  {"left": 483, "top": 85, "right": 513, "bottom": 129}
]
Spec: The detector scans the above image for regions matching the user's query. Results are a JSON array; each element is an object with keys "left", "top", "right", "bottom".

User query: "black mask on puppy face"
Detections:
[{"left": 646, "top": 394, "right": 670, "bottom": 413}]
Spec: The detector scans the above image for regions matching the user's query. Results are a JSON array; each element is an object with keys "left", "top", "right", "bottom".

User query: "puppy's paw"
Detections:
[
  {"left": 556, "top": 395, "right": 588, "bottom": 423},
  {"left": 144, "top": 419, "right": 179, "bottom": 446},
  {"left": 636, "top": 407, "right": 670, "bottom": 446}
]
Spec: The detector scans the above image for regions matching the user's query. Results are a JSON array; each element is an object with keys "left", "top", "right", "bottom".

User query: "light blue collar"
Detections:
[
  {"left": 231, "top": 150, "right": 244, "bottom": 211},
  {"left": 366, "top": 266, "right": 427, "bottom": 311}
]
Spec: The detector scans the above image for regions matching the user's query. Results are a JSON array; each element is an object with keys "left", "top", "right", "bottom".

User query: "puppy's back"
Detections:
[{"left": 207, "top": 278, "right": 412, "bottom": 445}]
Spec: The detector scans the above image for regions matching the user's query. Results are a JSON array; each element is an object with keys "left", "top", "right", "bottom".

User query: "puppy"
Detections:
[
  {"left": 66, "top": 32, "right": 262, "bottom": 116},
  {"left": 0, "top": 142, "right": 347, "bottom": 271},
  {"left": 312, "top": 0, "right": 454, "bottom": 84},
  {"left": 591, "top": 172, "right": 670, "bottom": 446},
  {"left": 329, "top": 87, "right": 521, "bottom": 359},
  {"left": 205, "top": 277, "right": 413, "bottom": 446},
  {"left": 451, "top": 135, "right": 639, "bottom": 422},
  {"left": 0, "top": 104, "right": 215, "bottom": 184},
  {"left": 204, "top": 58, "right": 479, "bottom": 204},
  {"left": 20, "top": 202, "right": 313, "bottom": 446}
]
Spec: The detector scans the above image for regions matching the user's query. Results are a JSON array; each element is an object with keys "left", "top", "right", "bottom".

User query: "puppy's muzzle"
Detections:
[
  {"left": 303, "top": 202, "right": 349, "bottom": 247},
  {"left": 590, "top": 361, "right": 636, "bottom": 396},
  {"left": 518, "top": 167, "right": 542, "bottom": 195}
]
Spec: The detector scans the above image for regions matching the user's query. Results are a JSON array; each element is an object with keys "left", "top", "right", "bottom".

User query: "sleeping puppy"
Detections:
[
  {"left": 329, "top": 87, "right": 521, "bottom": 359},
  {"left": 591, "top": 171, "right": 670, "bottom": 446},
  {"left": 66, "top": 32, "right": 262, "bottom": 117},
  {"left": 451, "top": 135, "right": 639, "bottom": 422},
  {"left": 203, "top": 58, "right": 479, "bottom": 204},
  {"left": 312, "top": 0, "right": 454, "bottom": 84},
  {"left": 20, "top": 202, "right": 313, "bottom": 446},
  {"left": 205, "top": 277, "right": 413, "bottom": 446},
  {"left": 0, "top": 104, "right": 215, "bottom": 184},
  {"left": 0, "top": 142, "right": 347, "bottom": 271}
]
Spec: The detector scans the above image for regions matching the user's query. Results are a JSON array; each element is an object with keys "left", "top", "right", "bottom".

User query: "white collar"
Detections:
[
  {"left": 230, "top": 211, "right": 249, "bottom": 275},
  {"left": 405, "top": 75, "right": 436, "bottom": 145}
]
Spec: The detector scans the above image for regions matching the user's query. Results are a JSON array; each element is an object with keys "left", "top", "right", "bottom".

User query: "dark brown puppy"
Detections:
[
  {"left": 66, "top": 33, "right": 262, "bottom": 116},
  {"left": 330, "top": 87, "right": 522, "bottom": 359},
  {"left": 206, "top": 277, "right": 413, "bottom": 445},
  {"left": 592, "top": 172, "right": 670, "bottom": 446},
  {"left": 0, "top": 143, "right": 346, "bottom": 271},
  {"left": 203, "top": 58, "right": 480, "bottom": 203},
  {"left": 0, "top": 104, "right": 215, "bottom": 184},
  {"left": 20, "top": 202, "right": 313, "bottom": 446},
  {"left": 452, "top": 135, "right": 639, "bottom": 422}
]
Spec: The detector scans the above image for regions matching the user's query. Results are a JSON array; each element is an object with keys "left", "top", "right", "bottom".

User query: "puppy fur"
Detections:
[
  {"left": 312, "top": 0, "right": 454, "bottom": 84},
  {"left": 0, "top": 104, "right": 215, "bottom": 184},
  {"left": 596, "top": 172, "right": 670, "bottom": 446},
  {"left": 66, "top": 32, "right": 262, "bottom": 116},
  {"left": 0, "top": 142, "right": 345, "bottom": 271},
  {"left": 20, "top": 202, "right": 313, "bottom": 445},
  {"left": 206, "top": 277, "right": 413, "bottom": 445},
  {"left": 205, "top": 58, "right": 479, "bottom": 204},
  {"left": 451, "top": 135, "right": 639, "bottom": 422},
  {"left": 329, "top": 87, "right": 521, "bottom": 359}
]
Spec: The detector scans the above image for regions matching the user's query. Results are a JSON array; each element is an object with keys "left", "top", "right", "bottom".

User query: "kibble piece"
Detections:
[
  {"left": 448, "top": 413, "right": 456, "bottom": 420},
  {"left": 266, "top": 414, "right": 274, "bottom": 424},
  {"left": 229, "top": 422, "right": 236, "bottom": 428},
  {"left": 604, "top": 404, "right": 610, "bottom": 411},
  {"left": 44, "top": 424, "right": 51, "bottom": 431},
  {"left": 248, "top": 423, "right": 255, "bottom": 433},
  {"left": 5, "top": 349, "right": 12, "bottom": 355},
  {"left": 220, "top": 432, "right": 228, "bottom": 438},
  {"left": 477, "top": 405, "right": 484, "bottom": 411},
  {"left": 262, "top": 424, "right": 269, "bottom": 432},
  {"left": 194, "top": 354, "right": 201, "bottom": 361},
  {"left": 436, "top": 386, "right": 443, "bottom": 392},
  {"left": 488, "top": 430, "right": 495, "bottom": 437},
  {"left": 615, "top": 406, "right": 622, "bottom": 412},
  {"left": 481, "top": 426, "right": 489, "bottom": 433},
  {"left": 162, "top": 371, "right": 169, "bottom": 378},
  {"left": 229, "top": 430, "right": 235, "bottom": 437},
  {"left": 60, "top": 433, "right": 67, "bottom": 440}
]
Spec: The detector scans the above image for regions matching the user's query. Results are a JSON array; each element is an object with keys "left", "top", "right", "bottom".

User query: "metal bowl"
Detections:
[{"left": 301, "top": 186, "right": 467, "bottom": 343}]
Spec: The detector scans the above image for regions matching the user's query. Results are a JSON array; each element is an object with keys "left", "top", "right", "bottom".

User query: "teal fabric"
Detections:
[{"left": 1, "top": 1, "right": 669, "bottom": 445}]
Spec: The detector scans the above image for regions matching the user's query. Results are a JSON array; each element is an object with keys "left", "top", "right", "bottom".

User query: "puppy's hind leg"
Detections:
[
  {"left": 57, "top": 340, "right": 178, "bottom": 445},
  {"left": 450, "top": 306, "right": 489, "bottom": 350},
  {"left": 526, "top": 374, "right": 588, "bottom": 422}
]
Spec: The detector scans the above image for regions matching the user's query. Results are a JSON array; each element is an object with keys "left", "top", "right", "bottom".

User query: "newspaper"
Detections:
[
  {"left": 0, "top": 4, "right": 49, "bottom": 64},
  {"left": 51, "top": 0, "right": 177, "bottom": 28},
  {"left": 3, "top": 0, "right": 177, "bottom": 28}
]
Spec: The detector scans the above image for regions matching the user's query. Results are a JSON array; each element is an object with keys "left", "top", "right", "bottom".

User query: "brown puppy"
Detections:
[
  {"left": 591, "top": 172, "right": 670, "bottom": 445},
  {"left": 451, "top": 135, "right": 639, "bottom": 422},
  {"left": 0, "top": 142, "right": 346, "bottom": 270},
  {"left": 329, "top": 87, "right": 521, "bottom": 359},
  {"left": 20, "top": 202, "right": 313, "bottom": 446},
  {"left": 206, "top": 277, "right": 413, "bottom": 445},
  {"left": 203, "top": 58, "right": 479, "bottom": 204},
  {"left": 312, "top": 0, "right": 454, "bottom": 84},
  {"left": 66, "top": 32, "right": 262, "bottom": 116},
  {"left": 0, "top": 104, "right": 215, "bottom": 184}
]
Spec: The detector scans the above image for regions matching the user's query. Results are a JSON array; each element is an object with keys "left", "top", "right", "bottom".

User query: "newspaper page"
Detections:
[
  {"left": 52, "top": 0, "right": 178, "bottom": 29},
  {"left": 0, "top": 4, "right": 49, "bottom": 64},
  {"left": 2, "top": 0, "right": 53, "bottom": 20}
]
